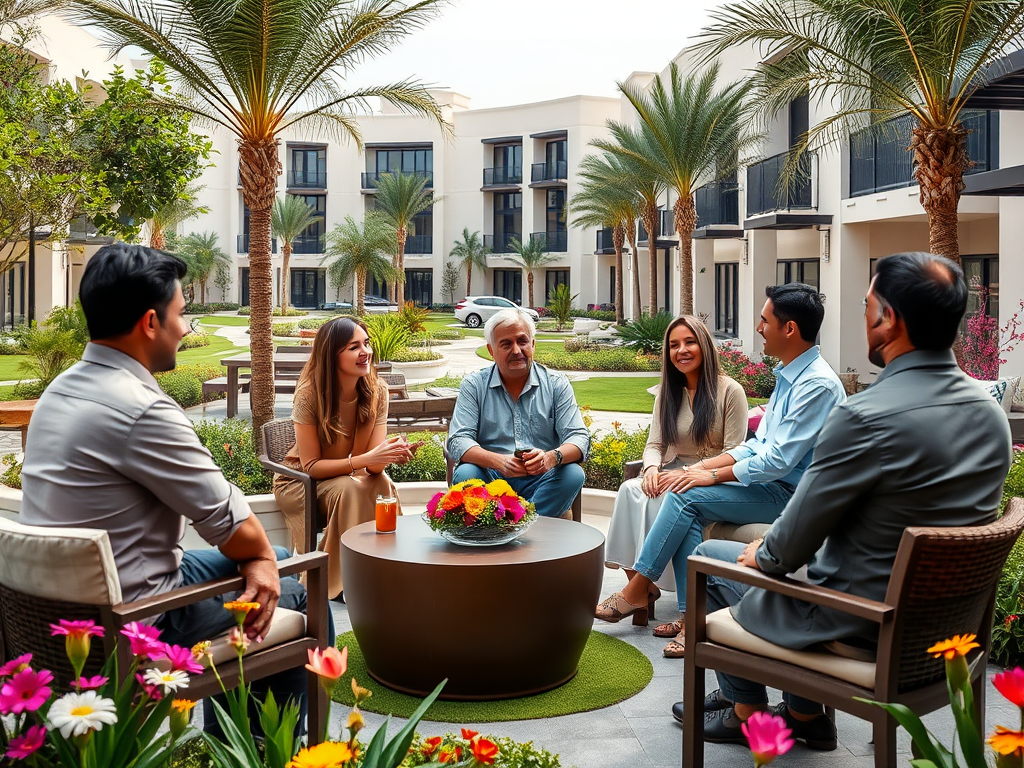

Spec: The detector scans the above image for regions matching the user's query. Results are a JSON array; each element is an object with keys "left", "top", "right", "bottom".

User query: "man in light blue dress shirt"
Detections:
[
  {"left": 597, "top": 283, "right": 845, "bottom": 656},
  {"left": 447, "top": 309, "right": 590, "bottom": 517}
]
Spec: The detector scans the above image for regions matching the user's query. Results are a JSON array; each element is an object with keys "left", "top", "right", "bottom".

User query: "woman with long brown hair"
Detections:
[
  {"left": 600, "top": 315, "right": 747, "bottom": 655},
  {"left": 273, "top": 317, "right": 414, "bottom": 599}
]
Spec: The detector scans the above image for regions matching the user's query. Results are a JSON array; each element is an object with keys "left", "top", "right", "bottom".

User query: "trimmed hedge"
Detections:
[
  {"left": 534, "top": 347, "right": 660, "bottom": 372},
  {"left": 184, "top": 302, "right": 240, "bottom": 313},
  {"left": 194, "top": 419, "right": 273, "bottom": 495},
  {"left": 237, "top": 306, "right": 308, "bottom": 317},
  {"left": 154, "top": 363, "right": 224, "bottom": 408}
]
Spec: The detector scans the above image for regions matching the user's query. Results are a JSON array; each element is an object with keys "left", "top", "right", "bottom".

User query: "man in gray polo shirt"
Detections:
[{"left": 21, "top": 243, "right": 317, "bottom": 728}]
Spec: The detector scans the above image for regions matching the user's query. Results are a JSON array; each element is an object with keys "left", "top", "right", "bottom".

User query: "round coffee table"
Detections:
[{"left": 340, "top": 516, "right": 605, "bottom": 700}]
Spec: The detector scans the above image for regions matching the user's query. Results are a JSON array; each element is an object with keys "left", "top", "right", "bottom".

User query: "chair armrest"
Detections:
[
  {"left": 111, "top": 552, "right": 329, "bottom": 624},
  {"left": 687, "top": 556, "right": 893, "bottom": 623},
  {"left": 258, "top": 455, "right": 310, "bottom": 485},
  {"left": 623, "top": 460, "right": 643, "bottom": 481}
]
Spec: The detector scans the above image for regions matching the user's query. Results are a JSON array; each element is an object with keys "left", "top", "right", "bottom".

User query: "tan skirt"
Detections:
[{"left": 273, "top": 470, "right": 402, "bottom": 598}]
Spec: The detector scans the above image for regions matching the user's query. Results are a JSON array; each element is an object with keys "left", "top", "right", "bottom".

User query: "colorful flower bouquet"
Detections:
[{"left": 423, "top": 479, "right": 538, "bottom": 547}]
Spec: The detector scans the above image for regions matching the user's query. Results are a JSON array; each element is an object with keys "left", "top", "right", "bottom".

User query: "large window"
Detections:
[
  {"left": 292, "top": 194, "right": 326, "bottom": 254},
  {"left": 493, "top": 269, "right": 522, "bottom": 305},
  {"left": 546, "top": 139, "right": 566, "bottom": 167},
  {"left": 0, "top": 262, "right": 26, "bottom": 328},
  {"left": 545, "top": 270, "right": 569, "bottom": 304},
  {"left": 546, "top": 189, "right": 566, "bottom": 235},
  {"left": 494, "top": 144, "right": 522, "bottom": 176},
  {"left": 776, "top": 259, "right": 820, "bottom": 289},
  {"left": 405, "top": 269, "right": 433, "bottom": 307},
  {"left": 962, "top": 255, "right": 999, "bottom": 320},
  {"left": 715, "top": 262, "right": 739, "bottom": 337},
  {"left": 376, "top": 147, "right": 432, "bottom": 177},
  {"left": 492, "top": 192, "right": 522, "bottom": 252},
  {"left": 408, "top": 207, "right": 433, "bottom": 254},
  {"left": 289, "top": 146, "right": 326, "bottom": 187},
  {"left": 290, "top": 269, "right": 326, "bottom": 308}
]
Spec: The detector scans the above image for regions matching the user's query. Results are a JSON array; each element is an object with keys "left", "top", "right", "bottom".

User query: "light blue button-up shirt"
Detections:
[
  {"left": 725, "top": 346, "right": 845, "bottom": 488},
  {"left": 447, "top": 363, "right": 591, "bottom": 463}
]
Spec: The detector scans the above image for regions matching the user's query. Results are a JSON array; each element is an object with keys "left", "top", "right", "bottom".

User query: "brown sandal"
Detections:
[
  {"left": 595, "top": 592, "right": 653, "bottom": 626},
  {"left": 663, "top": 631, "right": 685, "bottom": 658},
  {"left": 653, "top": 612, "right": 684, "bottom": 638}
]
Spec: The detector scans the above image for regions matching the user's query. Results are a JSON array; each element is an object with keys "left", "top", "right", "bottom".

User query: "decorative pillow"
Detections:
[{"left": 976, "top": 376, "right": 1020, "bottom": 415}]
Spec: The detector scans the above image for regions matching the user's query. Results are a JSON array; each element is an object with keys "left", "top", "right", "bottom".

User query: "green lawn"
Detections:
[
  {"left": 0, "top": 356, "right": 28, "bottom": 382},
  {"left": 475, "top": 341, "right": 563, "bottom": 361},
  {"left": 177, "top": 334, "right": 246, "bottom": 368},
  {"left": 198, "top": 315, "right": 250, "bottom": 327},
  {"left": 571, "top": 378, "right": 657, "bottom": 413}
]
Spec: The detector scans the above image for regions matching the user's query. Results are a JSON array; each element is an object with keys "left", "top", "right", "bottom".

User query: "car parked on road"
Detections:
[{"left": 454, "top": 296, "right": 540, "bottom": 328}]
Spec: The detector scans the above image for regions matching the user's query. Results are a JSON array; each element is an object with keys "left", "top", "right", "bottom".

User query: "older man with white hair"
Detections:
[{"left": 447, "top": 308, "right": 590, "bottom": 518}]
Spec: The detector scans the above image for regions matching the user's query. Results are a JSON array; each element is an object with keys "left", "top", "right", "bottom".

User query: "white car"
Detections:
[{"left": 454, "top": 296, "right": 540, "bottom": 328}]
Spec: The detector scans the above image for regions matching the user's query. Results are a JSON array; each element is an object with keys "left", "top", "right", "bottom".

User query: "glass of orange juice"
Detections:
[{"left": 375, "top": 494, "right": 398, "bottom": 534}]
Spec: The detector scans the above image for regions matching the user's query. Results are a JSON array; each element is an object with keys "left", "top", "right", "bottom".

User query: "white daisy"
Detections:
[
  {"left": 142, "top": 667, "right": 190, "bottom": 694},
  {"left": 48, "top": 691, "right": 118, "bottom": 738}
]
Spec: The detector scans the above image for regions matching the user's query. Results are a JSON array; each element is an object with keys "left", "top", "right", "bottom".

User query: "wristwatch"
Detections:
[
  {"left": 710, "top": 468, "right": 718, "bottom": 482},
  {"left": 553, "top": 449, "right": 563, "bottom": 466}
]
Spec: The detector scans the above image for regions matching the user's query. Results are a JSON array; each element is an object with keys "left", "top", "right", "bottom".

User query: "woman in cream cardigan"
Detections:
[{"left": 601, "top": 315, "right": 748, "bottom": 656}]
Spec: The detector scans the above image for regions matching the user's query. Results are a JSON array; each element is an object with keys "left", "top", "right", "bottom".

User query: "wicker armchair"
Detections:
[
  {"left": 681, "top": 497, "right": 1024, "bottom": 768},
  {"left": 0, "top": 516, "right": 329, "bottom": 743},
  {"left": 259, "top": 418, "right": 320, "bottom": 554}
]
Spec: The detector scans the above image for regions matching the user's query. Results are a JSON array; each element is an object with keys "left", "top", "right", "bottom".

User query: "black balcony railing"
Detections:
[
  {"left": 483, "top": 166, "right": 523, "bottom": 186},
  {"left": 361, "top": 170, "right": 433, "bottom": 189},
  {"left": 291, "top": 234, "right": 322, "bottom": 255},
  {"left": 746, "top": 151, "right": 815, "bottom": 217},
  {"left": 849, "top": 110, "right": 998, "bottom": 198},
  {"left": 530, "top": 230, "right": 567, "bottom": 253},
  {"left": 695, "top": 181, "right": 740, "bottom": 227},
  {"left": 287, "top": 169, "right": 327, "bottom": 188},
  {"left": 530, "top": 161, "right": 568, "bottom": 183},
  {"left": 237, "top": 234, "right": 278, "bottom": 253},
  {"left": 596, "top": 228, "right": 621, "bottom": 252},
  {"left": 405, "top": 235, "right": 432, "bottom": 254},
  {"left": 638, "top": 210, "right": 676, "bottom": 243},
  {"left": 484, "top": 232, "right": 521, "bottom": 254}
]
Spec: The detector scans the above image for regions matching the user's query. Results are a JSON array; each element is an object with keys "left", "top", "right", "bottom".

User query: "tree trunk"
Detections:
[
  {"left": 674, "top": 194, "right": 698, "bottom": 315},
  {"left": 527, "top": 270, "right": 534, "bottom": 308},
  {"left": 641, "top": 204, "right": 659, "bottom": 316},
  {"left": 239, "top": 138, "right": 281, "bottom": 448},
  {"left": 150, "top": 226, "right": 166, "bottom": 251},
  {"left": 466, "top": 262, "right": 472, "bottom": 297},
  {"left": 613, "top": 223, "right": 625, "bottom": 325},
  {"left": 912, "top": 122, "right": 970, "bottom": 264},
  {"left": 396, "top": 226, "right": 407, "bottom": 307},
  {"left": 281, "top": 241, "right": 292, "bottom": 311},
  {"left": 627, "top": 223, "right": 641, "bottom": 322},
  {"left": 356, "top": 267, "right": 366, "bottom": 316},
  {"left": 200, "top": 280, "right": 206, "bottom": 304}
]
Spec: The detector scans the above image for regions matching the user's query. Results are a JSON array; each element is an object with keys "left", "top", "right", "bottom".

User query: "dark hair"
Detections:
[
  {"left": 297, "top": 317, "right": 380, "bottom": 445},
  {"left": 765, "top": 282, "right": 825, "bottom": 342},
  {"left": 872, "top": 252, "right": 966, "bottom": 350},
  {"left": 79, "top": 243, "right": 187, "bottom": 340},
  {"left": 658, "top": 316, "right": 721, "bottom": 455}
]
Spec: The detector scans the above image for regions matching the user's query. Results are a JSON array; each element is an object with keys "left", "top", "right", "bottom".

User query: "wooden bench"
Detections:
[
  {"left": 0, "top": 399, "right": 36, "bottom": 449},
  {"left": 202, "top": 376, "right": 251, "bottom": 398},
  {"left": 387, "top": 395, "right": 457, "bottom": 432}
]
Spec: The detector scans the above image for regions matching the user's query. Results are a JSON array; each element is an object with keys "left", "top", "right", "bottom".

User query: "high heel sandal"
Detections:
[{"left": 595, "top": 589, "right": 658, "bottom": 626}]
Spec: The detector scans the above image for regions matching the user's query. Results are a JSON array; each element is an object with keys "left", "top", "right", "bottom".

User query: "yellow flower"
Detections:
[
  {"left": 191, "top": 641, "right": 212, "bottom": 665},
  {"left": 171, "top": 699, "right": 197, "bottom": 713},
  {"left": 351, "top": 676, "right": 373, "bottom": 705},
  {"left": 456, "top": 478, "right": 485, "bottom": 489},
  {"left": 169, "top": 699, "right": 197, "bottom": 739},
  {"left": 287, "top": 741, "right": 354, "bottom": 768},
  {"left": 464, "top": 496, "right": 488, "bottom": 515},
  {"left": 223, "top": 601, "right": 260, "bottom": 626},
  {"left": 988, "top": 726, "right": 1024, "bottom": 756},
  {"left": 927, "top": 634, "right": 980, "bottom": 660},
  {"left": 485, "top": 479, "right": 515, "bottom": 497}
]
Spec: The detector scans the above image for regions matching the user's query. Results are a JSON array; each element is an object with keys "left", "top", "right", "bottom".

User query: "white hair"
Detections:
[{"left": 484, "top": 308, "right": 536, "bottom": 346}]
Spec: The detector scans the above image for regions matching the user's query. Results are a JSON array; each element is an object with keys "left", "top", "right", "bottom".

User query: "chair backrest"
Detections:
[
  {"left": 883, "top": 498, "right": 1024, "bottom": 693},
  {"left": 379, "top": 372, "right": 407, "bottom": 387},
  {"left": 276, "top": 345, "right": 312, "bottom": 354},
  {"left": 262, "top": 418, "right": 297, "bottom": 464}
]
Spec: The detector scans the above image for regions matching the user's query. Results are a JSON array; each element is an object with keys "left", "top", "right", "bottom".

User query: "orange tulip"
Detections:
[
  {"left": 305, "top": 646, "right": 348, "bottom": 691},
  {"left": 461, "top": 728, "right": 478, "bottom": 741},
  {"left": 471, "top": 736, "right": 499, "bottom": 765}
]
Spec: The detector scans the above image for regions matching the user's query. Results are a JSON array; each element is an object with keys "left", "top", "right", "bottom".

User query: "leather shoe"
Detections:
[
  {"left": 702, "top": 708, "right": 749, "bottom": 745},
  {"left": 770, "top": 702, "right": 838, "bottom": 750},
  {"left": 670, "top": 690, "right": 733, "bottom": 724}
]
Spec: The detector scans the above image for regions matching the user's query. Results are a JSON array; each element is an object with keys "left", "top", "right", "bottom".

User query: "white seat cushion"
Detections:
[
  {"left": 705, "top": 608, "right": 877, "bottom": 690},
  {"left": 208, "top": 608, "right": 307, "bottom": 665}
]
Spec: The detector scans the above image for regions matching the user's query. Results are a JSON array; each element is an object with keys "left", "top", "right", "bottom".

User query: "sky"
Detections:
[{"left": 342, "top": 0, "right": 726, "bottom": 109}]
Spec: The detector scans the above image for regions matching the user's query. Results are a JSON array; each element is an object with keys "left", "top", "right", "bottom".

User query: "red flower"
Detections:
[
  {"left": 439, "top": 746, "right": 462, "bottom": 763},
  {"left": 421, "top": 736, "right": 442, "bottom": 756},
  {"left": 461, "top": 728, "right": 479, "bottom": 741},
  {"left": 994, "top": 667, "right": 1024, "bottom": 707},
  {"left": 471, "top": 736, "right": 499, "bottom": 765},
  {"left": 464, "top": 513, "right": 477, "bottom": 526},
  {"left": 1008, "top": 615, "right": 1020, "bottom": 627}
]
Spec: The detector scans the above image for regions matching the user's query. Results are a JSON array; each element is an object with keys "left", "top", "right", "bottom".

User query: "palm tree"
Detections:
[
  {"left": 323, "top": 214, "right": 401, "bottom": 316},
  {"left": 449, "top": 228, "right": 490, "bottom": 298},
  {"left": 148, "top": 183, "right": 208, "bottom": 250},
  {"left": 271, "top": 195, "right": 320, "bottom": 312},
  {"left": 507, "top": 237, "right": 560, "bottom": 309},
  {"left": 0, "top": 0, "right": 65, "bottom": 28},
  {"left": 570, "top": 152, "right": 645, "bottom": 324},
  {"left": 696, "top": 0, "right": 1024, "bottom": 263},
  {"left": 71, "top": 0, "right": 448, "bottom": 441},
  {"left": 177, "top": 231, "right": 230, "bottom": 304},
  {"left": 604, "top": 63, "right": 753, "bottom": 315},
  {"left": 372, "top": 171, "right": 436, "bottom": 306}
]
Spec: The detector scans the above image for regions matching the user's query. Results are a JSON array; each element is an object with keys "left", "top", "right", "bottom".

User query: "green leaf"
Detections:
[
  {"left": 857, "top": 698, "right": 955, "bottom": 768},
  {"left": 378, "top": 680, "right": 447, "bottom": 768}
]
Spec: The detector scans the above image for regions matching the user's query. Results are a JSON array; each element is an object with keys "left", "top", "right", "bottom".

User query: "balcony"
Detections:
[
  {"left": 849, "top": 110, "right": 998, "bottom": 197},
  {"left": 287, "top": 169, "right": 327, "bottom": 189},
  {"left": 361, "top": 170, "right": 433, "bottom": 191},
  {"left": 638, "top": 210, "right": 676, "bottom": 244},
  {"left": 529, "top": 161, "right": 568, "bottom": 186},
  {"left": 530, "top": 230, "right": 567, "bottom": 253},
  {"left": 484, "top": 232, "right": 521, "bottom": 254},
  {"left": 482, "top": 166, "right": 523, "bottom": 188},
  {"left": 695, "top": 182, "right": 740, "bottom": 227},
  {"left": 746, "top": 151, "right": 816, "bottom": 217},
  {"left": 405, "top": 235, "right": 432, "bottom": 254},
  {"left": 596, "top": 228, "right": 621, "bottom": 254},
  {"left": 291, "top": 234, "right": 322, "bottom": 255},
  {"left": 237, "top": 234, "right": 278, "bottom": 254}
]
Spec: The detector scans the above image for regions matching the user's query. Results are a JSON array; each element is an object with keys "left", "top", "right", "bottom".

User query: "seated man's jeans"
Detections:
[
  {"left": 695, "top": 539, "right": 821, "bottom": 716},
  {"left": 632, "top": 481, "right": 793, "bottom": 612},
  {"left": 156, "top": 546, "right": 336, "bottom": 733},
  {"left": 452, "top": 462, "right": 586, "bottom": 518}
]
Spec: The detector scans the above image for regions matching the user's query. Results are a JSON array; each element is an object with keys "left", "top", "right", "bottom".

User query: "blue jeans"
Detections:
[
  {"left": 696, "top": 539, "right": 821, "bottom": 715},
  {"left": 452, "top": 462, "right": 586, "bottom": 518},
  {"left": 632, "top": 481, "right": 792, "bottom": 611},
  {"left": 157, "top": 546, "right": 335, "bottom": 732}
]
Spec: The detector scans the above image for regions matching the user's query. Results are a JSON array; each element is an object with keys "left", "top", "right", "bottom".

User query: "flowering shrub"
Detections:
[
  {"left": 583, "top": 425, "right": 650, "bottom": 491},
  {"left": 994, "top": 448, "right": 1024, "bottom": 667},
  {"left": 717, "top": 344, "right": 776, "bottom": 398},
  {"left": 403, "top": 731, "right": 561, "bottom": 767},
  {"left": 424, "top": 479, "right": 537, "bottom": 533},
  {"left": 956, "top": 288, "right": 1024, "bottom": 380}
]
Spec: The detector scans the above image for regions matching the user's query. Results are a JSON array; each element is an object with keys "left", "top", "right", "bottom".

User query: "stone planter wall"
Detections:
[{"left": 389, "top": 356, "right": 451, "bottom": 383}]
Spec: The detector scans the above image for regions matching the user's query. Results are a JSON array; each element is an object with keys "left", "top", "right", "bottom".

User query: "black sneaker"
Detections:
[
  {"left": 770, "top": 702, "right": 838, "bottom": 751},
  {"left": 671, "top": 690, "right": 733, "bottom": 724},
  {"left": 702, "top": 708, "right": 749, "bottom": 745}
]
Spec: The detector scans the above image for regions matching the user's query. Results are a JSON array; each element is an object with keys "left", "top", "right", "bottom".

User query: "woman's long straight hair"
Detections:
[
  {"left": 658, "top": 316, "right": 721, "bottom": 454},
  {"left": 297, "top": 316, "right": 380, "bottom": 445}
]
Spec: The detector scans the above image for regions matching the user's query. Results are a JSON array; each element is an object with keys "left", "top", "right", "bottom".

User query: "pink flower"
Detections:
[
  {"left": 121, "top": 622, "right": 164, "bottom": 659},
  {"left": 305, "top": 646, "right": 348, "bottom": 692},
  {"left": 154, "top": 643, "right": 204, "bottom": 675},
  {"left": 501, "top": 495, "right": 525, "bottom": 523},
  {"left": 0, "top": 668, "right": 54, "bottom": 715},
  {"left": 135, "top": 672, "right": 163, "bottom": 700},
  {"left": 49, "top": 619, "right": 104, "bottom": 639},
  {"left": 5, "top": 724, "right": 46, "bottom": 760},
  {"left": 0, "top": 654, "right": 32, "bottom": 677},
  {"left": 742, "top": 711, "right": 794, "bottom": 767},
  {"left": 75, "top": 675, "right": 109, "bottom": 691},
  {"left": 426, "top": 492, "right": 443, "bottom": 517},
  {"left": 994, "top": 667, "right": 1024, "bottom": 708}
]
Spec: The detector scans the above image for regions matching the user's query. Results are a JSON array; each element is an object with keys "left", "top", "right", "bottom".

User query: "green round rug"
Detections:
[{"left": 331, "top": 630, "right": 652, "bottom": 722}]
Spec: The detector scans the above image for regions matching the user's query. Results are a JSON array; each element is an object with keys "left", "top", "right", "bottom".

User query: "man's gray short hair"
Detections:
[{"left": 484, "top": 308, "right": 536, "bottom": 346}]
